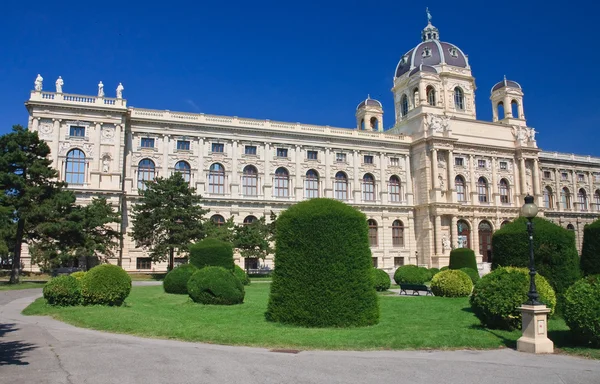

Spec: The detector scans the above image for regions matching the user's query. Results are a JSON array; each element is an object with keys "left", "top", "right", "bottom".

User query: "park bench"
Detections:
[{"left": 399, "top": 284, "right": 433, "bottom": 296}]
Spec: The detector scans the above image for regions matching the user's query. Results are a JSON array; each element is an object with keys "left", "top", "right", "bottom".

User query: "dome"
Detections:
[
  {"left": 491, "top": 78, "right": 522, "bottom": 92},
  {"left": 356, "top": 95, "right": 382, "bottom": 110},
  {"left": 409, "top": 64, "right": 438, "bottom": 77}
]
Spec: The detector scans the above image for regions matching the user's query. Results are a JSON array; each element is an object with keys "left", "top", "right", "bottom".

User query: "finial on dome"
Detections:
[
  {"left": 426, "top": 7, "right": 432, "bottom": 24},
  {"left": 421, "top": 9, "right": 439, "bottom": 42},
  {"left": 367, "top": 94, "right": 371, "bottom": 99}
]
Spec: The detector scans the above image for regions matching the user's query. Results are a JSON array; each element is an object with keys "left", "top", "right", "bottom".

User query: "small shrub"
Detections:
[
  {"left": 581, "top": 220, "right": 600, "bottom": 276},
  {"left": 470, "top": 267, "right": 556, "bottom": 330},
  {"left": 460, "top": 267, "right": 480, "bottom": 284},
  {"left": 43, "top": 276, "right": 81, "bottom": 306},
  {"left": 70, "top": 271, "right": 86, "bottom": 281},
  {"left": 449, "top": 248, "right": 477, "bottom": 270},
  {"left": 81, "top": 264, "right": 132, "bottom": 306},
  {"left": 234, "top": 265, "right": 251, "bottom": 285},
  {"left": 393, "top": 265, "right": 429, "bottom": 285},
  {"left": 563, "top": 275, "right": 600, "bottom": 347},
  {"left": 163, "top": 264, "right": 197, "bottom": 294},
  {"left": 440, "top": 266, "right": 449, "bottom": 271},
  {"left": 418, "top": 266, "right": 431, "bottom": 281},
  {"left": 430, "top": 270, "right": 473, "bottom": 297},
  {"left": 372, "top": 268, "right": 391, "bottom": 291},
  {"left": 189, "top": 238, "right": 234, "bottom": 271},
  {"left": 429, "top": 268, "right": 440, "bottom": 279},
  {"left": 187, "top": 266, "right": 245, "bottom": 305}
]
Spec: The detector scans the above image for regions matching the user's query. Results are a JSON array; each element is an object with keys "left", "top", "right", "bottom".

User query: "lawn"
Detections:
[
  {"left": 22, "top": 284, "right": 599, "bottom": 358},
  {"left": 0, "top": 281, "right": 47, "bottom": 291}
]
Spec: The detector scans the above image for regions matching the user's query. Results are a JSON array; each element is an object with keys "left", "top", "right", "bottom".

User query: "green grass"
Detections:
[
  {"left": 0, "top": 281, "right": 47, "bottom": 291},
  {"left": 22, "top": 284, "right": 599, "bottom": 358},
  {"left": 128, "top": 273, "right": 166, "bottom": 281}
]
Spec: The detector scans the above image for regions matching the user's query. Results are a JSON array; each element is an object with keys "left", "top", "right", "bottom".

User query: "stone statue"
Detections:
[
  {"left": 102, "top": 157, "right": 110, "bottom": 173},
  {"left": 55, "top": 76, "right": 63, "bottom": 93},
  {"left": 438, "top": 174, "right": 445, "bottom": 190},
  {"left": 512, "top": 126, "right": 527, "bottom": 145},
  {"left": 116, "top": 83, "right": 124, "bottom": 99},
  {"left": 98, "top": 81, "right": 104, "bottom": 97},
  {"left": 426, "top": 7, "right": 432, "bottom": 22},
  {"left": 34, "top": 74, "right": 43, "bottom": 91},
  {"left": 427, "top": 113, "right": 450, "bottom": 134},
  {"left": 528, "top": 128, "right": 537, "bottom": 142},
  {"left": 442, "top": 236, "right": 450, "bottom": 252}
]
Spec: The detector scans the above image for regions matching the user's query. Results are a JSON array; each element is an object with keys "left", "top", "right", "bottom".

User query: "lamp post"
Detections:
[{"left": 520, "top": 194, "right": 540, "bottom": 305}]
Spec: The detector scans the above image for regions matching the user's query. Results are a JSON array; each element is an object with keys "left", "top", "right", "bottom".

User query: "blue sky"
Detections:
[{"left": 1, "top": 0, "right": 597, "bottom": 156}]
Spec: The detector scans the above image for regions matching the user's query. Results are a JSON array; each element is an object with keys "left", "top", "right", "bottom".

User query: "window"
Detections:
[
  {"left": 561, "top": 172, "right": 568, "bottom": 181},
  {"left": 578, "top": 174, "right": 585, "bottom": 182},
  {"left": 136, "top": 258, "right": 152, "bottom": 269},
  {"left": 594, "top": 190, "right": 600, "bottom": 211},
  {"left": 208, "top": 163, "right": 225, "bottom": 194},
  {"left": 578, "top": 189, "right": 588, "bottom": 211},
  {"left": 364, "top": 155, "right": 374, "bottom": 164},
  {"left": 368, "top": 220, "right": 378, "bottom": 247},
  {"left": 394, "top": 257, "right": 405, "bottom": 267},
  {"left": 567, "top": 224, "right": 575, "bottom": 231},
  {"left": 422, "top": 46, "right": 431, "bottom": 57},
  {"left": 390, "top": 157, "right": 399, "bottom": 167},
  {"left": 499, "top": 161, "right": 508, "bottom": 170},
  {"left": 243, "top": 216, "right": 257, "bottom": 225},
  {"left": 372, "top": 257, "right": 378, "bottom": 268},
  {"left": 176, "top": 140, "right": 190, "bottom": 151},
  {"left": 561, "top": 187, "right": 571, "bottom": 209},
  {"left": 242, "top": 165, "right": 258, "bottom": 196},
  {"left": 544, "top": 186, "right": 553, "bottom": 209},
  {"left": 362, "top": 174, "right": 375, "bottom": 201},
  {"left": 307, "top": 150, "right": 318, "bottom": 160},
  {"left": 245, "top": 145, "right": 257, "bottom": 155},
  {"left": 174, "top": 161, "right": 191, "bottom": 183},
  {"left": 212, "top": 143, "right": 224, "bottom": 153},
  {"left": 305, "top": 169, "right": 319, "bottom": 199},
  {"left": 543, "top": 171, "right": 551, "bottom": 179},
  {"left": 426, "top": 86, "right": 436, "bottom": 106},
  {"left": 370, "top": 117, "right": 378, "bottom": 130},
  {"left": 274, "top": 167, "right": 289, "bottom": 197},
  {"left": 137, "top": 159, "right": 156, "bottom": 190},
  {"left": 69, "top": 126, "right": 85, "bottom": 137},
  {"left": 448, "top": 47, "right": 458, "bottom": 57},
  {"left": 336, "top": 153, "right": 347, "bottom": 162},
  {"left": 478, "top": 159, "right": 486, "bottom": 168},
  {"left": 211, "top": 215, "right": 225, "bottom": 226},
  {"left": 334, "top": 172, "right": 348, "bottom": 200},
  {"left": 360, "top": 119, "right": 365, "bottom": 130},
  {"left": 455, "top": 176, "right": 466, "bottom": 202},
  {"left": 392, "top": 220, "right": 404, "bottom": 247},
  {"left": 455, "top": 157, "right": 464, "bottom": 167},
  {"left": 477, "top": 177, "right": 488, "bottom": 203},
  {"left": 276, "top": 148, "right": 288, "bottom": 158},
  {"left": 389, "top": 176, "right": 401, "bottom": 202},
  {"left": 141, "top": 138, "right": 155, "bottom": 148},
  {"left": 65, "top": 149, "right": 86, "bottom": 185},
  {"left": 401, "top": 94, "right": 409, "bottom": 116},
  {"left": 454, "top": 87, "right": 464, "bottom": 110},
  {"left": 595, "top": 174, "right": 600, "bottom": 182},
  {"left": 499, "top": 179, "right": 509, "bottom": 204}
]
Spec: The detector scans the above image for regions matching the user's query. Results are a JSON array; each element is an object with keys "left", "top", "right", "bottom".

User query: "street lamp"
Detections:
[{"left": 520, "top": 194, "right": 540, "bottom": 305}]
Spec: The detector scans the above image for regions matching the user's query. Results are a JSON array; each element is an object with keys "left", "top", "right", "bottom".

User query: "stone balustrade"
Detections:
[{"left": 30, "top": 90, "right": 127, "bottom": 108}]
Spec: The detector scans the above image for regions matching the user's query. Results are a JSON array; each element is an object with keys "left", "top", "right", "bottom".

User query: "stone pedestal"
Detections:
[{"left": 517, "top": 304, "right": 554, "bottom": 354}]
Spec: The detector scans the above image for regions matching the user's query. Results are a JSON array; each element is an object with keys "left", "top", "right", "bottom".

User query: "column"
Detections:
[
  {"left": 53, "top": 119, "right": 61, "bottom": 171},
  {"left": 472, "top": 217, "right": 480, "bottom": 262},
  {"left": 295, "top": 145, "right": 302, "bottom": 200},
  {"left": 533, "top": 159, "right": 541, "bottom": 205},
  {"left": 519, "top": 157, "right": 527, "bottom": 196},
  {"left": 231, "top": 140, "right": 239, "bottom": 198},
  {"left": 404, "top": 154, "right": 413, "bottom": 205},
  {"left": 324, "top": 147, "right": 331, "bottom": 198},
  {"left": 450, "top": 216, "right": 458, "bottom": 249},
  {"left": 353, "top": 150, "right": 360, "bottom": 203},
  {"left": 113, "top": 124, "right": 122, "bottom": 176},
  {"left": 431, "top": 148, "right": 439, "bottom": 190},
  {"left": 469, "top": 154, "right": 476, "bottom": 205},
  {"left": 491, "top": 157, "right": 498, "bottom": 205},
  {"left": 418, "top": 82, "right": 426, "bottom": 104},
  {"left": 518, "top": 100, "right": 525, "bottom": 120},
  {"left": 504, "top": 96, "right": 512, "bottom": 118},
  {"left": 512, "top": 158, "right": 521, "bottom": 199},
  {"left": 379, "top": 153, "right": 386, "bottom": 203},
  {"left": 554, "top": 168, "right": 561, "bottom": 211},
  {"left": 589, "top": 171, "right": 594, "bottom": 212},
  {"left": 434, "top": 215, "right": 442, "bottom": 255},
  {"left": 447, "top": 150, "right": 455, "bottom": 202},
  {"left": 95, "top": 122, "right": 102, "bottom": 171},
  {"left": 572, "top": 170, "right": 577, "bottom": 212},
  {"left": 162, "top": 135, "right": 170, "bottom": 178},
  {"left": 263, "top": 142, "right": 271, "bottom": 197}
]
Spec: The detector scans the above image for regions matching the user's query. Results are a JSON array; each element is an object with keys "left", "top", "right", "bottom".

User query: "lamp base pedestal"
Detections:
[{"left": 517, "top": 304, "right": 554, "bottom": 354}]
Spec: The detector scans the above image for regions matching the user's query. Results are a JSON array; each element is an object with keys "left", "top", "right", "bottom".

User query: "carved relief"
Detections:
[
  {"left": 133, "top": 152, "right": 162, "bottom": 168},
  {"left": 101, "top": 126, "right": 116, "bottom": 143},
  {"left": 437, "top": 152, "right": 447, "bottom": 169},
  {"left": 425, "top": 113, "right": 450, "bottom": 133},
  {"left": 39, "top": 120, "right": 53, "bottom": 137},
  {"left": 59, "top": 142, "right": 71, "bottom": 155},
  {"left": 83, "top": 143, "right": 94, "bottom": 155}
]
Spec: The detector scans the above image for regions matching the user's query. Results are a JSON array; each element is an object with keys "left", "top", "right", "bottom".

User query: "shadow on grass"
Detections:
[{"left": 0, "top": 323, "right": 36, "bottom": 366}]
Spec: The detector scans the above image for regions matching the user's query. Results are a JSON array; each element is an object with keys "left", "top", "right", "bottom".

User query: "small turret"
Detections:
[{"left": 356, "top": 95, "right": 384, "bottom": 132}]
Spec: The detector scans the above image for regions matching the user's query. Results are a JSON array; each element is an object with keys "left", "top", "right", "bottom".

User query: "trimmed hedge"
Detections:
[
  {"left": 163, "top": 264, "right": 197, "bottom": 294},
  {"left": 189, "top": 238, "right": 234, "bottom": 271},
  {"left": 266, "top": 198, "right": 379, "bottom": 327},
  {"left": 563, "top": 275, "right": 600, "bottom": 347},
  {"left": 581, "top": 219, "right": 600, "bottom": 276},
  {"left": 460, "top": 267, "right": 480, "bottom": 284},
  {"left": 187, "top": 266, "right": 245, "bottom": 305},
  {"left": 372, "top": 268, "right": 391, "bottom": 291},
  {"left": 440, "top": 266, "right": 449, "bottom": 271},
  {"left": 43, "top": 275, "right": 81, "bottom": 306},
  {"left": 70, "top": 271, "right": 86, "bottom": 281},
  {"left": 81, "top": 264, "right": 132, "bottom": 306},
  {"left": 470, "top": 267, "right": 556, "bottom": 330},
  {"left": 449, "top": 248, "right": 477, "bottom": 271},
  {"left": 430, "top": 270, "right": 473, "bottom": 297},
  {"left": 394, "top": 265, "right": 430, "bottom": 285},
  {"left": 234, "top": 265, "right": 251, "bottom": 286},
  {"left": 429, "top": 268, "right": 440, "bottom": 279},
  {"left": 492, "top": 217, "right": 580, "bottom": 304}
]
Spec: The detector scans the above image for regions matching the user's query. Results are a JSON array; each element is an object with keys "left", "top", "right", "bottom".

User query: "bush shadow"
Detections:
[{"left": 0, "top": 323, "right": 36, "bottom": 366}]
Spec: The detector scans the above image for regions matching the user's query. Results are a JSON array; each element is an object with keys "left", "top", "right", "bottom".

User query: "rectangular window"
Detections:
[
  {"left": 372, "top": 257, "right": 378, "bottom": 268},
  {"left": 245, "top": 145, "right": 257, "bottom": 155},
  {"left": 141, "top": 138, "right": 155, "bottom": 148},
  {"left": 561, "top": 172, "right": 568, "bottom": 181},
  {"left": 336, "top": 153, "right": 346, "bottom": 162},
  {"left": 176, "top": 140, "right": 190, "bottom": 151},
  {"left": 174, "top": 258, "right": 188, "bottom": 267},
  {"left": 69, "top": 126, "right": 85, "bottom": 137},
  {"left": 307, "top": 150, "right": 318, "bottom": 160},
  {"left": 212, "top": 143, "right": 224, "bottom": 153},
  {"left": 499, "top": 161, "right": 508, "bottom": 170},
  {"left": 276, "top": 148, "right": 288, "bottom": 158},
  {"left": 394, "top": 257, "right": 404, "bottom": 267},
  {"left": 578, "top": 174, "right": 585, "bottom": 182},
  {"left": 544, "top": 171, "right": 551, "bottom": 179},
  {"left": 390, "top": 157, "right": 399, "bottom": 167},
  {"left": 136, "top": 257, "right": 152, "bottom": 269},
  {"left": 364, "top": 155, "right": 374, "bottom": 164},
  {"left": 455, "top": 157, "right": 464, "bottom": 166},
  {"left": 478, "top": 159, "right": 486, "bottom": 168},
  {"left": 595, "top": 173, "right": 600, "bottom": 182}
]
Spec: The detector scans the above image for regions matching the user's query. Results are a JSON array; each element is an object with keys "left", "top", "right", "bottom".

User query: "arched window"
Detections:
[
  {"left": 595, "top": 190, "right": 600, "bottom": 211},
  {"left": 401, "top": 94, "right": 409, "bottom": 116},
  {"left": 501, "top": 220, "right": 510, "bottom": 228},
  {"left": 242, "top": 165, "right": 258, "bottom": 196},
  {"left": 362, "top": 173, "right": 375, "bottom": 201},
  {"left": 208, "top": 163, "right": 225, "bottom": 194},
  {"left": 457, "top": 220, "right": 471, "bottom": 249},
  {"left": 360, "top": 119, "right": 365, "bottom": 130},
  {"left": 389, "top": 175, "right": 401, "bottom": 202},
  {"left": 137, "top": 158, "right": 155, "bottom": 191},
  {"left": 274, "top": 167, "right": 289, "bottom": 197},
  {"left": 243, "top": 215, "right": 257, "bottom": 225},
  {"left": 578, "top": 188, "right": 588, "bottom": 211},
  {"left": 497, "top": 101, "right": 505, "bottom": 119},
  {"left": 544, "top": 186, "right": 553, "bottom": 209},
  {"left": 334, "top": 171, "right": 348, "bottom": 200},
  {"left": 174, "top": 161, "right": 191, "bottom": 183},
  {"left": 478, "top": 221, "right": 493, "bottom": 262},
  {"left": 413, "top": 88, "right": 419, "bottom": 107},
  {"left": 511, "top": 100, "right": 519, "bottom": 118},
  {"left": 561, "top": 187, "right": 571, "bottom": 209},
  {"left": 454, "top": 87, "right": 464, "bottom": 110},
  {"left": 567, "top": 224, "right": 575, "bottom": 231},
  {"left": 392, "top": 220, "right": 404, "bottom": 247},
  {"left": 65, "top": 149, "right": 86, "bottom": 185},
  {"left": 499, "top": 179, "right": 510, "bottom": 204},
  {"left": 211, "top": 214, "right": 225, "bottom": 227},
  {"left": 478, "top": 177, "right": 489, "bottom": 203},
  {"left": 426, "top": 86, "right": 436, "bottom": 106},
  {"left": 455, "top": 175, "right": 466, "bottom": 202},
  {"left": 370, "top": 117, "right": 378, "bottom": 130},
  {"left": 305, "top": 169, "right": 319, "bottom": 199},
  {"left": 368, "top": 219, "right": 378, "bottom": 247}
]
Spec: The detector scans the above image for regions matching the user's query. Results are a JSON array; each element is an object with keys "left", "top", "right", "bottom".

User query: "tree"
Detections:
[
  {"left": 204, "top": 216, "right": 236, "bottom": 243},
  {"left": 130, "top": 173, "right": 208, "bottom": 270},
  {"left": 234, "top": 215, "right": 274, "bottom": 264},
  {"left": 76, "top": 197, "right": 121, "bottom": 268}
]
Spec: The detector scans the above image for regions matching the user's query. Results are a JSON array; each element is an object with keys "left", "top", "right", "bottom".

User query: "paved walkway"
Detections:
[{"left": 1, "top": 286, "right": 599, "bottom": 384}]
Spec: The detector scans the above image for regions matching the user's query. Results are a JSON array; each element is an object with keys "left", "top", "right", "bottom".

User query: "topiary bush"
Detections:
[
  {"left": 187, "top": 266, "right": 245, "bottom": 305},
  {"left": 43, "top": 275, "right": 81, "bottom": 306},
  {"left": 70, "top": 271, "right": 86, "bottom": 281},
  {"left": 470, "top": 267, "right": 556, "bottom": 330},
  {"left": 266, "top": 198, "right": 379, "bottom": 327},
  {"left": 163, "top": 264, "right": 197, "bottom": 294},
  {"left": 234, "top": 265, "right": 251, "bottom": 286},
  {"left": 449, "top": 248, "right": 477, "bottom": 271},
  {"left": 460, "top": 267, "right": 480, "bottom": 284},
  {"left": 372, "top": 268, "right": 391, "bottom": 291},
  {"left": 563, "top": 275, "right": 600, "bottom": 347},
  {"left": 430, "top": 269, "right": 473, "bottom": 297},
  {"left": 440, "top": 266, "right": 449, "bottom": 271},
  {"left": 393, "top": 265, "right": 430, "bottom": 285},
  {"left": 581, "top": 219, "right": 600, "bottom": 276},
  {"left": 189, "top": 238, "right": 234, "bottom": 271},
  {"left": 81, "top": 264, "right": 132, "bottom": 306},
  {"left": 429, "top": 268, "right": 440, "bottom": 279},
  {"left": 418, "top": 266, "right": 432, "bottom": 281},
  {"left": 492, "top": 217, "right": 580, "bottom": 305}
]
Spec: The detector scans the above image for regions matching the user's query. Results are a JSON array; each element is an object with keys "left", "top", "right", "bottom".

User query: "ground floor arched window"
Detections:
[
  {"left": 478, "top": 221, "right": 493, "bottom": 263},
  {"left": 457, "top": 220, "right": 471, "bottom": 249}
]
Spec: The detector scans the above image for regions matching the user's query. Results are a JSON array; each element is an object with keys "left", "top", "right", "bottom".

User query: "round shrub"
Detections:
[
  {"left": 429, "top": 268, "right": 440, "bottom": 279},
  {"left": 394, "top": 265, "right": 430, "bottom": 285},
  {"left": 418, "top": 266, "right": 432, "bottom": 281},
  {"left": 81, "top": 264, "right": 131, "bottom": 306},
  {"left": 187, "top": 266, "right": 245, "bottom": 305},
  {"left": 266, "top": 198, "right": 379, "bottom": 328},
  {"left": 430, "top": 270, "right": 473, "bottom": 297},
  {"left": 43, "top": 275, "right": 81, "bottom": 306},
  {"left": 449, "top": 248, "right": 477, "bottom": 271},
  {"left": 189, "top": 238, "right": 234, "bottom": 271},
  {"left": 440, "top": 266, "right": 449, "bottom": 271},
  {"left": 372, "top": 268, "right": 391, "bottom": 291},
  {"left": 70, "top": 271, "right": 86, "bottom": 281},
  {"left": 234, "top": 265, "right": 250, "bottom": 286},
  {"left": 563, "top": 275, "right": 600, "bottom": 347},
  {"left": 460, "top": 267, "right": 480, "bottom": 284},
  {"left": 470, "top": 267, "right": 556, "bottom": 330},
  {"left": 163, "top": 264, "right": 197, "bottom": 294},
  {"left": 581, "top": 219, "right": 600, "bottom": 276}
]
